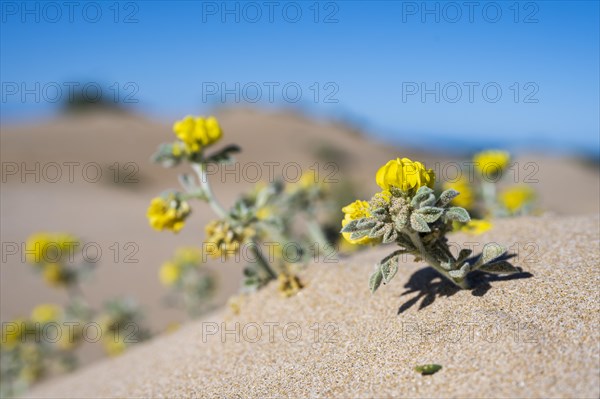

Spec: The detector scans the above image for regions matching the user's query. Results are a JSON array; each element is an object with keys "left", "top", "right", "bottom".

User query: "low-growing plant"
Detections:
[
  {"left": 0, "top": 233, "right": 151, "bottom": 397},
  {"left": 340, "top": 158, "right": 520, "bottom": 292},
  {"left": 443, "top": 150, "right": 537, "bottom": 234},
  {"left": 148, "top": 116, "right": 334, "bottom": 294}
]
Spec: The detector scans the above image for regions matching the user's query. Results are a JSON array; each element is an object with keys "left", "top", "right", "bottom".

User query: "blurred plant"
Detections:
[
  {"left": 443, "top": 150, "right": 537, "bottom": 232},
  {"left": 0, "top": 233, "right": 151, "bottom": 396},
  {"left": 340, "top": 157, "right": 521, "bottom": 292},
  {"left": 159, "top": 247, "right": 217, "bottom": 318},
  {"left": 148, "top": 115, "right": 336, "bottom": 295}
]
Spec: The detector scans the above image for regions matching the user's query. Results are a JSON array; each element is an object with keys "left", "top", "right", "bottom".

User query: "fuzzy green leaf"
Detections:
[
  {"left": 382, "top": 227, "right": 398, "bottom": 244},
  {"left": 456, "top": 248, "right": 473, "bottom": 265},
  {"left": 478, "top": 261, "right": 519, "bottom": 274},
  {"left": 350, "top": 230, "right": 369, "bottom": 241},
  {"left": 205, "top": 144, "right": 241, "bottom": 164},
  {"left": 411, "top": 187, "right": 433, "bottom": 207},
  {"left": 416, "top": 206, "right": 444, "bottom": 223},
  {"left": 380, "top": 257, "right": 399, "bottom": 283},
  {"left": 356, "top": 217, "right": 378, "bottom": 230},
  {"left": 369, "top": 222, "right": 388, "bottom": 238},
  {"left": 410, "top": 213, "right": 431, "bottom": 233},
  {"left": 481, "top": 243, "right": 506, "bottom": 264},
  {"left": 369, "top": 269, "right": 383, "bottom": 293},
  {"left": 340, "top": 219, "right": 360, "bottom": 233},
  {"left": 445, "top": 207, "right": 471, "bottom": 223},
  {"left": 437, "top": 189, "right": 459, "bottom": 207}
]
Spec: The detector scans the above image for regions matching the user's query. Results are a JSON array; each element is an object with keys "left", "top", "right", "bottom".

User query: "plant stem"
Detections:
[
  {"left": 191, "top": 163, "right": 227, "bottom": 219},
  {"left": 481, "top": 181, "right": 497, "bottom": 216},
  {"left": 250, "top": 241, "right": 277, "bottom": 280},
  {"left": 406, "top": 230, "right": 470, "bottom": 289}
]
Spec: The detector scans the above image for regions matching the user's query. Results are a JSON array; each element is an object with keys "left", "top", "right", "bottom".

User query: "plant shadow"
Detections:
[{"left": 397, "top": 262, "right": 533, "bottom": 315}]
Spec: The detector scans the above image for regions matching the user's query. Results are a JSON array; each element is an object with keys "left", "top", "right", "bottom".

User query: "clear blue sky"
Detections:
[{"left": 1, "top": 1, "right": 599, "bottom": 156}]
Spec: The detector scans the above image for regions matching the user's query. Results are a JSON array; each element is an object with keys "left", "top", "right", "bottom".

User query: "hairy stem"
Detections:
[
  {"left": 250, "top": 241, "right": 277, "bottom": 280},
  {"left": 191, "top": 163, "right": 227, "bottom": 219},
  {"left": 406, "top": 230, "right": 470, "bottom": 289}
]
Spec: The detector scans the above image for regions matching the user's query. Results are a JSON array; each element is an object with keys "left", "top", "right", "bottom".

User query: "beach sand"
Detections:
[{"left": 29, "top": 213, "right": 600, "bottom": 398}]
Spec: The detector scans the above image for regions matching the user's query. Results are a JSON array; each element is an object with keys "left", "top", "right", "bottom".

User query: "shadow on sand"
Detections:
[{"left": 397, "top": 266, "right": 533, "bottom": 315}]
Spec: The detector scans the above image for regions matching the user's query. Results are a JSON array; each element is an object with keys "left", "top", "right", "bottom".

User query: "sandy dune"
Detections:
[
  {"left": 28, "top": 214, "right": 600, "bottom": 398},
  {"left": 2, "top": 109, "right": 599, "bottom": 371}
]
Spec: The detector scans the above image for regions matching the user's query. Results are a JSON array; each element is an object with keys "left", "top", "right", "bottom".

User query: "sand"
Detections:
[{"left": 28, "top": 213, "right": 600, "bottom": 398}]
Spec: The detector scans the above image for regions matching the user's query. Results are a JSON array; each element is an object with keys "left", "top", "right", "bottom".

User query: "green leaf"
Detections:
[
  {"left": 204, "top": 144, "right": 241, "bottom": 164},
  {"left": 340, "top": 219, "right": 359, "bottom": 233},
  {"left": 481, "top": 243, "right": 506, "bottom": 264},
  {"left": 369, "top": 269, "right": 383, "bottom": 293},
  {"left": 415, "top": 364, "right": 442, "bottom": 375},
  {"left": 416, "top": 206, "right": 444, "bottom": 223},
  {"left": 382, "top": 227, "right": 398, "bottom": 244},
  {"left": 456, "top": 248, "right": 473, "bottom": 265},
  {"left": 445, "top": 207, "right": 471, "bottom": 223},
  {"left": 410, "top": 187, "right": 433, "bottom": 207},
  {"left": 369, "top": 222, "right": 388, "bottom": 238},
  {"left": 350, "top": 230, "right": 369, "bottom": 241},
  {"left": 410, "top": 213, "right": 431, "bottom": 232},
  {"left": 437, "top": 189, "right": 459, "bottom": 207},
  {"left": 356, "top": 217, "right": 377, "bottom": 230},
  {"left": 479, "top": 261, "right": 519, "bottom": 274},
  {"left": 421, "top": 194, "right": 436, "bottom": 208},
  {"left": 380, "top": 257, "right": 399, "bottom": 283}
]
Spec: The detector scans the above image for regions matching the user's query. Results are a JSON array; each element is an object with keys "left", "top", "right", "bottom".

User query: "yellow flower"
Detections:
[
  {"left": 174, "top": 247, "right": 202, "bottom": 265},
  {"left": 473, "top": 150, "right": 510, "bottom": 179},
  {"left": 204, "top": 220, "right": 255, "bottom": 258},
  {"left": 458, "top": 219, "right": 493, "bottom": 235},
  {"left": 341, "top": 200, "right": 372, "bottom": 245},
  {"left": 42, "top": 263, "right": 67, "bottom": 286},
  {"left": 443, "top": 177, "right": 475, "bottom": 210},
  {"left": 102, "top": 333, "right": 127, "bottom": 357},
  {"left": 375, "top": 158, "right": 435, "bottom": 195},
  {"left": 277, "top": 273, "right": 304, "bottom": 297},
  {"left": 173, "top": 115, "right": 222, "bottom": 153},
  {"left": 147, "top": 194, "right": 191, "bottom": 233},
  {"left": 256, "top": 205, "right": 274, "bottom": 221},
  {"left": 31, "top": 304, "right": 62, "bottom": 324},
  {"left": 500, "top": 185, "right": 535, "bottom": 214},
  {"left": 25, "top": 232, "right": 78, "bottom": 264},
  {"left": 1, "top": 318, "right": 25, "bottom": 350},
  {"left": 159, "top": 261, "right": 181, "bottom": 286}
]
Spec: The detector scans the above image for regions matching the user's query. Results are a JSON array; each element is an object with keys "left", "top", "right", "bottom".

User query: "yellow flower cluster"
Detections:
[
  {"left": 277, "top": 273, "right": 304, "bottom": 297},
  {"left": 30, "top": 304, "right": 62, "bottom": 324},
  {"left": 443, "top": 177, "right": 474, "bottom": 210},
  {"left": 147, "top": 194, "right": 191, "bottom": 233},
  {"left": 1, "top": 318, "right": 26, "bottom": 350},
  {"left": 341, "top": 200, "right": 372, "bottom": 245},
  {"left": 25, "top": 232, "right": 78, "bottom": 265},
  {"left": 173, "top": 115, "right": 222, "bottom": 154},
  {"left": 205, "top": 220, "right": 255, "bottom": 258},
  {"left": 473, "top": 150, "right": 510, "bottom": 178},
  {"left": 457, "top": 219, "right": 493, "bottom": 235},
  {"left": 500, "top": 185, "right": 535, "bottom": 214},
  {"left": 158, "top": 247, "right": 203, "bottom": 286},
  {"left": 375, "top": 157, "right": 435, "bottom": 195}
]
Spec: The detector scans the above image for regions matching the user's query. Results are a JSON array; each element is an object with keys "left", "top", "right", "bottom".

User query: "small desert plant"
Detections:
[
  {"left": 159, "top": 247, "right": 217, "bottom": 318},
  {"left": 443, "top": 150, "right": 536, "bottom": 234},
  {"left": 340, "top": 158, "right": 520, "bottom": 292},
  {"left": 147, "top": 116, "right": 334, "bottom": 295},
  {"left": 0, "top": 233, "right": 150, "bottom": 396}
]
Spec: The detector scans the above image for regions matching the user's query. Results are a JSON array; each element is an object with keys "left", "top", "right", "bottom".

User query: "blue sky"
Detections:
[{"left": 1, "top": 1, "right": 599, "bottom": 156}]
